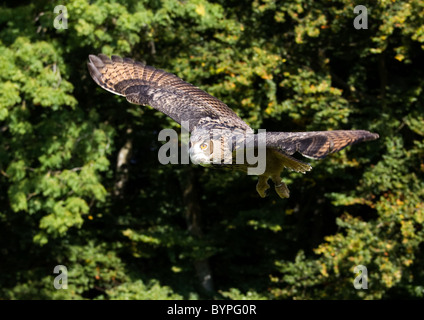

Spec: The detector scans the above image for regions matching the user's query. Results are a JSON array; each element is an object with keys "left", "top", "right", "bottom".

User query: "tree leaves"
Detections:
[{"left": 0, "top": 0, "right": 423, "bottom": 300}]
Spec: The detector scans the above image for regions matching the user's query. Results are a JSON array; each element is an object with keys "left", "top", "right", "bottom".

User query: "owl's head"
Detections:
[
  {"left": 189, "top": 129, "right": 234, "bottom": 166},
  {"left": 189, "top": 134, "right": 214, "bottom": 166}
]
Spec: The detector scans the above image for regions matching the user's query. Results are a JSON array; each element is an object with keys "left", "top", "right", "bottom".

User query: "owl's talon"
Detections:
[
  {"left": 275, "top": 182, "right": 290, "bottom": 198},
  {"left": 271, "top": 175, "right": 290, "bottom": 199},
  {"left": 256, "top": 176, "right": 270, "bottom": 198}
]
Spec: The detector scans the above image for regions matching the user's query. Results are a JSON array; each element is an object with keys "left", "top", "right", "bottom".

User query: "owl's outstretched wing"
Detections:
[
  {"left": 266, "top": 130, "right": 379, "bottom": 159},
  {"left": 87, "top": 54, "right": 250, "bottom": 132}
]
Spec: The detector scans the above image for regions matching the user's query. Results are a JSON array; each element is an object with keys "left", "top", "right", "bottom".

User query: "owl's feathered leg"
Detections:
[
  {"left": 256, "top": 175, "right": 270, "bottom": 198},
  {"left": 271, "top": 175, "right": 290, "bottom": 199}
]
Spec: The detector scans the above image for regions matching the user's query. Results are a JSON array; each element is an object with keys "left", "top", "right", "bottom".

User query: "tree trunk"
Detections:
[
  {"left": 181, "top": 167, "right": 214, "bottom": 294},
  {"left": 114, "top": 128, "right": 133, "bottom": 198}
]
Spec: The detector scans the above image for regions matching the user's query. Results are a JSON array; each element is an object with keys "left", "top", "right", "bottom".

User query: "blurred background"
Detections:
[{"left": 0, "top": 0, "right": 423, "bottom": 299}]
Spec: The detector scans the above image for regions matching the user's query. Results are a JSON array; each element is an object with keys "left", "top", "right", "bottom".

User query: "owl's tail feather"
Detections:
[{"left": 274, "top": 151, "right": 312, "bottom": 173}]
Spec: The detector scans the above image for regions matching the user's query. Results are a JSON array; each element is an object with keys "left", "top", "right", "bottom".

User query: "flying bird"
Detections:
[{"left": 87, "top": 54, "right": 379, "bottom": 198}]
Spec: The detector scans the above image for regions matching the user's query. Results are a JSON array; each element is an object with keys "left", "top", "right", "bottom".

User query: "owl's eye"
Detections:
[{"left": 200, "top": 143, "right": 208, "bottom": 150}]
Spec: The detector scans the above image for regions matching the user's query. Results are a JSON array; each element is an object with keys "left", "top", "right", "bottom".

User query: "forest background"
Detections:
[{"left": 0, "top": 0, "right": 423, "bottom": 299}]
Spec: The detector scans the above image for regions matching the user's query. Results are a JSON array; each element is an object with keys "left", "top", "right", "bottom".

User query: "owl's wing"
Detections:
[
  {"left": 87, "top": 54, "right": 250, "bottom": 132},
  {"left": 265, "top": 130, "right": 379, "bottom": 159}
]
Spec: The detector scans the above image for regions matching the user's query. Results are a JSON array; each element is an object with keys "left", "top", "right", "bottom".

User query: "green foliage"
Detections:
[
  {"left": 104, "top": 280, "right": 183, "bottom": 300},
  {"left": 0, "top": 0, "right": 423, "bottom": 300}
]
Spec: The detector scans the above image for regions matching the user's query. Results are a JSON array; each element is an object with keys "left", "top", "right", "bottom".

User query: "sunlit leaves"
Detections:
[{"left": 1, "top": 0, "right": 423, "bottom": 300}]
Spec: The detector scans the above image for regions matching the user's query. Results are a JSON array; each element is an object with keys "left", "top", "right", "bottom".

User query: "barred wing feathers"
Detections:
[
  {"left": 87, "top": 54, "right": 250, "bottom": 132},
  {"left": 266, "top": 130, "right": 379, "bottom": 159}
]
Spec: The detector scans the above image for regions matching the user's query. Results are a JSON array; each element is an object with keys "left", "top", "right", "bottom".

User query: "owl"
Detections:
[{"left": 87, "top": 54, "right": 379, "bottom": 198}]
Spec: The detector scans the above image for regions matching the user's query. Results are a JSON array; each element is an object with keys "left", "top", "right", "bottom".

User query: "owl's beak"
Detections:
[{"left": 189, "top": 148, "right": 211, "bottom": 166}]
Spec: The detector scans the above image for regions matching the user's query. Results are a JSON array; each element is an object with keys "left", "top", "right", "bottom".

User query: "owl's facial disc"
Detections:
[{"left": 189, "top": 139, "right": 214, "bottom": 165}]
